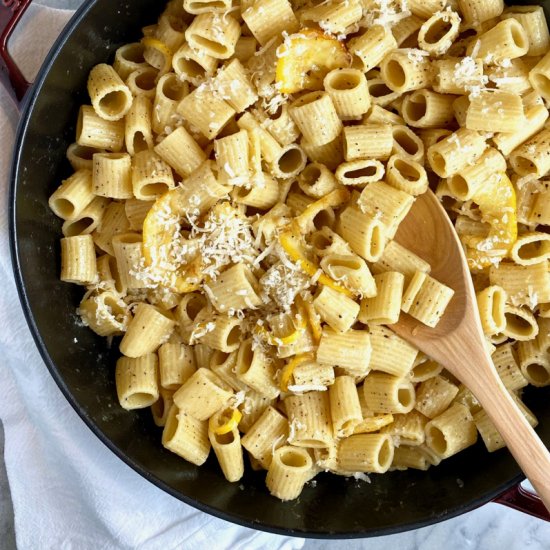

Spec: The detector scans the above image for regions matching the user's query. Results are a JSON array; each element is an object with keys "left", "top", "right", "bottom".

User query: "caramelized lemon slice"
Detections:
[
  {"left": 275, "top": 29, "right": 351, "bottom": 94},
  {"left": 280, "top": 353, "right": 315, "bottom": 392},
  {"left": 279, "top": 231, "right": 353, "bottom": 297},
  {"left": 142, "top": 188, "right": 203, "bottom": 292},
  {"left": 210, "top": 408, "right": 242, "bottom": 435},
  {"left": 463, "top": 173, "right": 518, "bottom": 270},
  {"left": 296, "top": 295, "right": 322, "bottom": 344},
  {"left": 142, "top": 188, "right": 181, "bottom": 266}
]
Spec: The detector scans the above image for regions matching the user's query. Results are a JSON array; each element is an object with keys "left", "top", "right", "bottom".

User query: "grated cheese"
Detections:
[
  {"left": 288, "top": 418, "right": 305, "bottom": 442},
  {"left": 453, "top": 57, "right": 489, "bottom": 99},
  {"left": 351, "top": 472, "right": 371, "bottom": 483},
  {"left": 360, "top": 0, "right": 411, "bottom": 29},
  {"left": 189, "top": 321, "right": 216, "bottom": 344},
  {"left": 188, "top": 203, "right": 260, "bottom": 280}
]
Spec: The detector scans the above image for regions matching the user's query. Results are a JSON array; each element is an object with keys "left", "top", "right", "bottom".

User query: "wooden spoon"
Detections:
[{"left": 391, "top": 189, "right": 550, "bottom": 511}]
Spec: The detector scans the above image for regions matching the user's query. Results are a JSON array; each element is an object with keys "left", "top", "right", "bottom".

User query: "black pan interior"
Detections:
[{"left": 9, "top": 0, "right": 550, "bottom": 537}]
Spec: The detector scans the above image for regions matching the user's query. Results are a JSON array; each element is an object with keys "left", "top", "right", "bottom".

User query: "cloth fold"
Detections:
[{"left": 0, "top": 4, "right": 304, "bottom": 549}]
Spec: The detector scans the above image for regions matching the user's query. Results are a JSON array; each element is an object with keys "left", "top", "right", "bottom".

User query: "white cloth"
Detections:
[{"left": 0, "top": 5, "right": 305, "bottom": 549}]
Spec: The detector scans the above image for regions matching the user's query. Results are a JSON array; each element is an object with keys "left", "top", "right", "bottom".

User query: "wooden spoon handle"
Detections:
[{"left": 471, "top": 365, "right": 550, "bottom": 512}]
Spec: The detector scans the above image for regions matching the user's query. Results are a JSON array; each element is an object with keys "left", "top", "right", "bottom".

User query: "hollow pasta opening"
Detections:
[
  {"left": 526, "top": 363, "right": 550, "bottom": 385},
  {"left": 211, "top": 350, "right": 230, "bottom": 367},
  {"left": 385, "top": 60, "right": 406, "bottom": 88},
  {"left": 121, "top": 43, "right": 145, "bottom": 63},
  {"left": 76, "top": 108, "right": 85, "bottom": 141},
  {"left": 378, "top": 438, "right": 393, "bottom": 469},
  {"left": 430, "top": 151, "right": 446, "bottom": 174},
  {"left": 162, "top": 75, "right": 186, "bottom": 101},
  {"left": 278, "top": 147, "right": 304, "bottom": 174},
  {"left": 351, "top": 54, "right": 365, "bottom": 71},
  {"left": 398, "top": 386, "right": 413, "bottom": 408},
  {"left": 135, "top": 70, "right": 157, "bottom": 91},
  {"left": 369, "top": 81, "right": 393, "bottom": 98},
  {"left": 344, "top": 165, "right": 378, "bottom": 179},
  {"left": 517, "top": 239, "right": 550, "bottom": 261},
  {"left": 310, "top": 232, "right": 332, "bottom": 251},
  {"left": 512, "top": 155, "right": 537, "bottom": 175},
  {"left": 328, "top": 257, "right": 361, "bottom": 271},
  {"left": 176, "top": 57, "right": 205, "bottom": 79},
  {"left": 70, "top": 144, "right": 96, "bottom": 161},
  {"left": 279, "top": 449, "right": 309, "bottom": 468},
  {"left": 339, "top": 420, "right": 356, "bottom": 435},
  {"left": 108, "top": 255, "right": 124, "bottom": 294},
  {"left": 125, "top": 392, "right": 156, "bottom": 408},
  {"left": 152, "top": 305, "right": 175, "bottom": 321},
  {"left": 185, "top": 295, "right": 207, "bottom": 320},
  {"left": 140, "top": 182, "right": 169, "bottom": 197},
  {"left": 427, "top": 426, "right": 447, "bottom": 455},
  {"left": 301, "top": 164, "right": 321, "bottom": 186},
  {"left": 507, "top": 6, "right": 537, "bottom": 14},
  {"left": 52, "top": 198, "right": 75, "bottom": 219},
  {"left": 163, "top": 407, "right": 179, "bottom": 442},
  {"left": 404, "top": 94, "right": 427, "bottom": 121},
  {"left": 511, "top": 24, "right": 528, "bottom": 50},
  {"left": 227, "top": 325, "right": 242, "bottom": 348},
  {"left": 132, "top": 132, "right": 149, "bottom": 154},
  {"left": 326, "top": 70, "right": 361, "bottom": 91},
  {"left": 64, "top": 217, "right": 94, "bottom": 237},
  {"left": 244, "top": 266, "right": 260, "bottom": 294},
  {"left": 99, "top": 90, "right": 130, "bottom": 117},
  {"left": 424, "top": 19, "right": 453, "bottom": 44},
  {"left": 394, "top": 158, "right": 420, "bottom": 181},
  {"left": 505, "top": 311, "right": 535, "bottom": 336},
  {"left": 104, "top": 295, "right": 127, "bottom": 323},
  {"left": 236, "top": 345, "right": 252, "bottom": 374},
  {"left": 193, "top": 36, "right": 228, "bottom": 56},
  {"left": 393, "top": 129, "right": 419, "bottom": 155},
  {"left": 215, "top": 430, "right": 236, "bottom": 445},
  {"left": 364, "top": 225, "right": 383, "bottom": 260},
  {"left": 313, "top": 209, "right": 335, "bottom": 230},
  {"left": 448, "top": 174, "right": 469, "bottom": 198},
  {"left": 117, "top": 233, "right": 142, "bottom": 244}
]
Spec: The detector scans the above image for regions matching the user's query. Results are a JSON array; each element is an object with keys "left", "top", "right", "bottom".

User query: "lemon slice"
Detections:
[
  {"left": 296, "top": 295, "right": 322, "bottom": 344},
  {"left": 294, "top": 188, "right": 350, "bottom": 233},
  {"left": 279, "top": 231, "right": 353, "bottom": 297},
  {"left": 463, "top": 173, "right": 518, "bottom": 270},
  {"left": 210, "top": 408, "right": 242, "bottom": 435},
  {"left": 275, "top": 28, "right": 351, "bottom": 94},
  {"left": 280, "top": 353, "right": 315, "bottom": 392}
]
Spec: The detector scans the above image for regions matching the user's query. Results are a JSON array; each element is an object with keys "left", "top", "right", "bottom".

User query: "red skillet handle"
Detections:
[
  {"left": 0, "top": 0, "right": 33, "bottom": 104},
  {"left": 494, "top": 483, "right": 550, "bottom": 522}
]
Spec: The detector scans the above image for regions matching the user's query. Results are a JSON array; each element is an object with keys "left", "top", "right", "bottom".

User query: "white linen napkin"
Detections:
[{"left": 0, "top": 4, "right": 304, "bottom": 549}]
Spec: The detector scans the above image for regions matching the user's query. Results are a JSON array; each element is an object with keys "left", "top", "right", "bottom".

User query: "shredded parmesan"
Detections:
[
  {"left": 360, "top": 0, "right": 411, "bottom": 29},
  {"left": 453, "top": 57, "right": 489, "bottom": 98},
  {"left": 351, "top": 472, "right": 371, "bottom": 483},
  {"left": 288, "top": 419, "right": 306, "bottom": 442},
  {"left": 189, "top": 204, "right": 260, "bottom": 280}
]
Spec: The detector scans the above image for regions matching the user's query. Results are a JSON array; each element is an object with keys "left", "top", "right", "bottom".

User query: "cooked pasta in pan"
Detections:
[{"left": 49, "top": 0, "right": 550, "bottom": 501}]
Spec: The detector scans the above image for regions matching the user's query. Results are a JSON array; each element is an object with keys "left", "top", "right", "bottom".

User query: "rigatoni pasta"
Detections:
[{"left": 50, "top": 0, "right": 550, "bottom": 502}]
